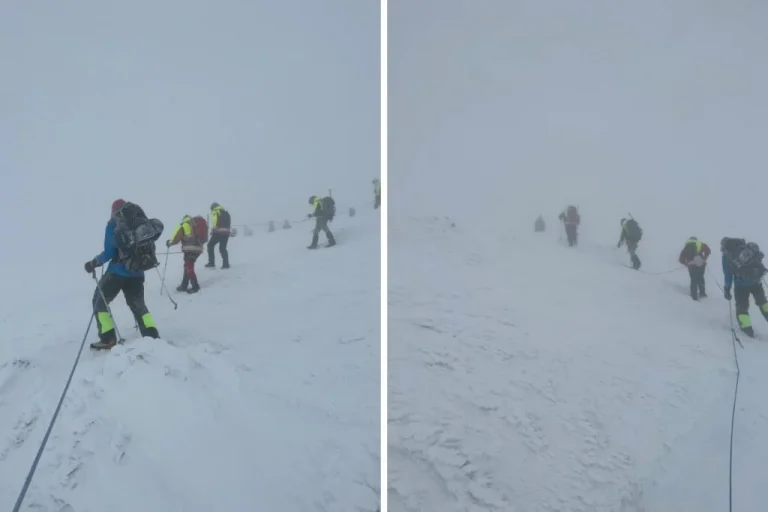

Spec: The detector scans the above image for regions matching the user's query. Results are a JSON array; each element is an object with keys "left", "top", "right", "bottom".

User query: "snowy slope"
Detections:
[
  {"left": 388, "top": 216, "right": 768, "bottom": 512},
  {"left": 0, "top": 211, "right": 380, "bottom": 512}
]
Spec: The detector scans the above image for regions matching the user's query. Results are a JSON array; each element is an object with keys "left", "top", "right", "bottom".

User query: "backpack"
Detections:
[
  {"left": 322, "top": 196, "right": 336, "bottom": 221},
  {"left": 112, "top": 202, "right": 164, "bottom": 272},
  {"left": 191, "top": 215, "right": 208, "bottom": 244},
  {"left": 217, "top": 208, "right": 231, "bottom": 229},
  {"left": 725, "top": 239, "right": 766, "bottom": 282},
  {"left": 624, "top": 218, "right": 642, "bottom": 241}
]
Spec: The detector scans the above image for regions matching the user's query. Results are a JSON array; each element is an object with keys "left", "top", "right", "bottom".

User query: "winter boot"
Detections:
[
  {"left": 221, "top": 256, "right": 230, "bottom": 269},
  {"left": 90, "top": 339, "right": 117, "bottom": 350},
  {"left": 188, "top": 275, "right": 200, "bottom": 293},
  {"left": 307, "top": 233, "right": 319, "bottom": 249},
  {"left": 325, "top": 233, "right": 336, "bottom": 248},
  {"left": 742, "top": 326, "right": 756, "bottom": 338},
  {"left": 205, "top": 262, "right": 215, "bottom": 268},
  {"left": 90, "top": 331, "right": 118, "bottom": 350},
  {"left": 176, "top": 274, "right": 190, "bottom": 293}
]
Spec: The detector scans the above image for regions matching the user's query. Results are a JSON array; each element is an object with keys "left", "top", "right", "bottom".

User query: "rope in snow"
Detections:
[
  {"left": 11, "top": 311, "right": 96, "bottom": 512},
  {"left": 637, "top": 266, "right": 685, "bottom": 276},
  {"left": 706, "top": 267, "right": 742, "bottom": 512},
  {"left": 610, "top": 247, "right": 685, "bottom": 275},
  {"left": 609, "top": 245, "right": 741, "bottom": 509}
]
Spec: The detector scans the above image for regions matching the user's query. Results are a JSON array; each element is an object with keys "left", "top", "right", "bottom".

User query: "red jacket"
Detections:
[{"left": 679, "top": 239, "right": 711, "bottom": 266}]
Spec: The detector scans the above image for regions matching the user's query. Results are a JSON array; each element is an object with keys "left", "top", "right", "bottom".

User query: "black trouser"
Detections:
[
  {"left": 687, "top": 265, "right": 706, "bottom": 298},
  {"left": 734, "top": 283, "right": 768, "bottom": 330},
  {"left": 626, "top": 239, "right": 641, "bottom": 269},
  {"left": 207, "top": 233, "right": 230, "bottom": 266},
  {"left": 374, "top": 194, "right": 380, "bottom": 209},
  {"left": 564, "top": 223, "right": 578, "bottom": 246},
  {"left": 311, "top": 216, "right": 335, "bottom": 247},
  {"left": 92, "top": 273, "right": 159, "bottom": 342}
]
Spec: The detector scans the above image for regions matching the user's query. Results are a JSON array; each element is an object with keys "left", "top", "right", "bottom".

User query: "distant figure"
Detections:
[
  {"left": 307, "top": 195, "right": 336, "bottom": 249},
  {"left": 373, "top": 178, "right": 381, "bottom": 209},
  {"left": 678, "top": 237, "right": 710, "bottom": 301},
  {"left": 205, "top": 202, "right": 231, "bottom": 269},
  {"left": 618, "top": 217, "right": 643, "bottom": 270},
  {"left": 283, "top": 220, "right": 291, "bottom": 230},
  {"left": 558, "top": 205, "right": 580, "bottom": 246},
  {"left": 244, "top": 225, "right": 254, "bottom": 237},
  {"left": 268, "top": 221, "right": 275, "bottom": 233},
  {"left": 349, "top": 206, "right": 356, "bottom": 218},
  {"left": 534, "top": 215, "right": 545, "bottom": 232},
  {"left": 721, "top": 237, "right": 768, "bottom": 338}
]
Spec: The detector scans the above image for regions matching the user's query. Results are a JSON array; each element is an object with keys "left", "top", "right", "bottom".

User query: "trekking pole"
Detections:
[
  {"left": 91, "top": 270, "right": 125, "bottom": 344},
  {"left": 155, "top": 267, "right": 178, "bottom": 310},
  {"left": 160, "top": 246, "right": 170, "bottom": 296}
]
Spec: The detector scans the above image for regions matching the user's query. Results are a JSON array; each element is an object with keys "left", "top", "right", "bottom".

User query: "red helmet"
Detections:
[{"left": 111, "top": 199, "right": 126, "bottom": 214}]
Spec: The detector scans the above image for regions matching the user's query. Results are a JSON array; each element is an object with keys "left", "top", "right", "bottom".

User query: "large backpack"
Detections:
[
  {"left": 112, "top": 202, "right": 164, "bottom": 272},
  {"left": 725, "top": 238, "right": 766, "bottom": 282},
  {"left": 322, "top": 196, "right": 336, "bottom": 221},
  {"left": 624, "top": 218, "right": 642, "bottom": 241},
  {"left": 565, "top": 205, "right": 579, "bottom": 224},
  {"left": 191, "top": 215, "right": 208, "bottom": 244},
  {"left": 217, "top": 208, "right": 232, "bottom": 229}
]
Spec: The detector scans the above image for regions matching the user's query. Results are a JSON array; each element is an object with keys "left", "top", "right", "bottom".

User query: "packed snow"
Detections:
[
  {"left": 0, "top": 210, "right": 380, "bottom": 512},
  {"left": 389, "top": 218, "right": 768, "bottom": 512},
  {"left": 388, "top": 1, "right": 768, "bottom": 510},
  {"left": 387, "top": 215, "right": 768, "bottom": 511}
]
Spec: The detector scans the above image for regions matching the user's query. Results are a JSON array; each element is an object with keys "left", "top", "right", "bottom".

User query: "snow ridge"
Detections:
[{"left": 1, "top": 211, "right": 380, "bottom": 512}]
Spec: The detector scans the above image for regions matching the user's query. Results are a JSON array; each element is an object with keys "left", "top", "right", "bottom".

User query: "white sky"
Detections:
[
  {"left": 389, "top": 0, "right": 768, "bottom": 254},
  {"left": 0, "top": 0, "right": 379, "bottom": 266}
]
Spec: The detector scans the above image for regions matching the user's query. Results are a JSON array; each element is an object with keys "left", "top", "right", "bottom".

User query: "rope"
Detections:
[
  {"left": 610, "top": 247, "right": 685, "bottom": 275},
  {"left": 637, "top": 266, "right": 685, "bottom": 276},
  {"left": 11, "top": 312, "right": 96, "bottom": 512},
  {"left": 727, "top": 320, "right": 741, "bottom": 512},
  {"left": 706, "top": 266, "right": 742, "bottom": 512},
  {"left": 611, "top": 248, "right": 741, "bottom": 509}
]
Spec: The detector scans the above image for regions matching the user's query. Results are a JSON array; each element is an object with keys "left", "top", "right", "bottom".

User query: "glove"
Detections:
[
  {"left": 166, "top": 240, "right": 172, "bottom": 248},
  {"left": 724, "top": 288, "right": 732, "bottom": 301},
  {"left": 307, "top": 213, "right": 312, "bottom": 219},
  {"left": 84, "top": 258, "right": 99, "bottom": 274},
  {"left": 617, "top": 242, "right": 621, "bottom": 248}
]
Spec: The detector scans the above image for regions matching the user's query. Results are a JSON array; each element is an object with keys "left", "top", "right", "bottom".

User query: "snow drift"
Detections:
[
  {"left": 0, "top": 211, "right": 380, "bottom": 512},
  {"left": 388, "top": 215, "right": 768, "bottom": 512}
]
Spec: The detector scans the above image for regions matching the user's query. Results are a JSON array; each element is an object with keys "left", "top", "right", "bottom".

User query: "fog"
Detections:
[
  {"left": 389, "top": 0, "right": 768, "bottom": 260},
  {"left": 1, "top": 0, "right": 379, "bottom": 268}
]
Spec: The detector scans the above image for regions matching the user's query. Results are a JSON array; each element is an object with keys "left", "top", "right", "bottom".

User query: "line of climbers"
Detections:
[
  {"left": 84, "top": 200, "right": 233, "bottom": 350},
  {"left": 537, "top": 207, "right": 644, "bottom": 268},
  {"left": 535, "top": 207, "right": 768, "bottom": 338},
  {"left": 83, "top": 192, "right": 352, "bottom": 350}
]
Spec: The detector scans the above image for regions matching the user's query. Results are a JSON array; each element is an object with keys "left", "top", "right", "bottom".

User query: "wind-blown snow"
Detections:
[
  {"left": 388, "top": 216, "right": 768, "bottom": 512},
  {"left": 0, "top": 211, "right": 380, "bottom": 512}
]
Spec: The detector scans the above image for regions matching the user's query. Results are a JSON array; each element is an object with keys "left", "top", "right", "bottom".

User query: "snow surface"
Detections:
[
  {"left": 388, "top": 216, "right": 768, "bottom": 512},
  {"left": 0, "top": 211, "right": 380, "bottom": 512}
]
